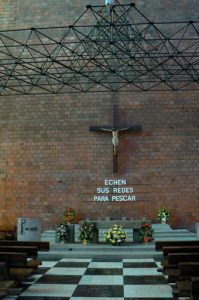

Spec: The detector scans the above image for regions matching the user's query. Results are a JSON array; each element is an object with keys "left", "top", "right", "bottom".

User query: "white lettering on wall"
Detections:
[
  {"left": 104, "top": 179, "right": 127, "bottom": 185},
  {"left": 93, "top": 179, "right": 136, "bottom": 202}
]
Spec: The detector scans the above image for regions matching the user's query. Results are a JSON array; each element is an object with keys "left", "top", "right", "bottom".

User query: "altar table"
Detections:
[{"left": 76, "top": 219, "right": 151, "bottom": 243}]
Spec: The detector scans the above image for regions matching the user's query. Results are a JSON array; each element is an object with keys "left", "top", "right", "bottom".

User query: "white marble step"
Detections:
[
  {"left": 38, "top": 250, "right": 159, "bottom": 259},
  {"left": 38, "top": 243, "right": 160, "bottom": 259},
  {"left": 41, "top": 225, "right": 197, "bottom": 244},
  {"left": 154, "top": 236, "right": 197, "bottom": 241},
  {"left": 153, "top": 232, "right": 196, "bottom": 237}
]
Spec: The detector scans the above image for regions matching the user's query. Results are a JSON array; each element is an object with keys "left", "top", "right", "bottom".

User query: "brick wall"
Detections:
[{"left": 0, "top": 0, "right": 198, "bottom": 231}]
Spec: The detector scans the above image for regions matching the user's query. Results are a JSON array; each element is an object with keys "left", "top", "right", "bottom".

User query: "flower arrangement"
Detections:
[
  {"left": 64, "top": 207, "right": 75, "bottom": 224},
  {"left": 139, "top": 223, "right": 153, "bottom": 242},
  {"left": 104, "top": 224, "right": 126, "bottom": 246},
  {"left": 79, "top": 221, "right": 96, "bottom": 242},
  {"left": 56, "top": 223, "right": 70, "bottom": 242},
  {"left": 157, "top": 207, "right": 170, "bottom": 223}
]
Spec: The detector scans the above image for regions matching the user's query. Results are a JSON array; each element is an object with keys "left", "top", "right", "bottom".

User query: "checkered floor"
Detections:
[{"left": 4, "top": 258, "right": 173, "bottom": 300}]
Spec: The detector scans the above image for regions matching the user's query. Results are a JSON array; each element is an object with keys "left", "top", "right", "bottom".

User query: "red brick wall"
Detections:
[{"left": 0, "top": 0, "right": 198, "bottom": 231}]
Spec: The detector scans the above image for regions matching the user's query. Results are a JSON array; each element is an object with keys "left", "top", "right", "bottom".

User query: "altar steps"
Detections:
[
  {"left": 152, "top": 224, "right": 197, "bottom": 241},
  {"left": 40, "top": 224, "right": 197, "bottom": 260},
  {"left": 38, "top": 243, "right": 161, "bottom": 260},
  {"left": 41, "top": 225, "right": 198, "bottom": 244},
  {"left": 41, "top": 230, "right": 58, "bottom": 243}
]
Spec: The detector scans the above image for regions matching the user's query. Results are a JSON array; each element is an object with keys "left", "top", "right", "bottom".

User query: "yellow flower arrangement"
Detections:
[{"left": 104, "top": 224, "right": 126, "bottom": 246}]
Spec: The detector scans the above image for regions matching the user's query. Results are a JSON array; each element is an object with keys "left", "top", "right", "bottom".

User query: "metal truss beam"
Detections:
[{"left": 0, "top": 2, "right": 199, "bottom": 95}]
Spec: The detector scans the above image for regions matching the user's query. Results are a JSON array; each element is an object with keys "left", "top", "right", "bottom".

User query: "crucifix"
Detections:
[{"left": 89, "top": 104, "right": 142, "bottom": 173}]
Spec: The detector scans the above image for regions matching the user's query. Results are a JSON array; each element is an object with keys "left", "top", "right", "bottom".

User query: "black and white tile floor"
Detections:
[{"left": 3, "top": 258, "right": 174, "bottom": 300}]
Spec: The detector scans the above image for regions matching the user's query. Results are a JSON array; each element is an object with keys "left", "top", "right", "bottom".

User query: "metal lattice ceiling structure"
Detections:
[{"left": 0, "top": 2, "right": 199, "bottom": 95}]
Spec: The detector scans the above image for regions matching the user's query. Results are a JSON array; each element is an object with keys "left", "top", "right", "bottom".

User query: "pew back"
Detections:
[
  {"left": 0, "top": 252, "right": 27, "bottom": 267},
  {"left": 155, "top": 240, "right": 199, "bottom": 251},
  {"left": 168, "top": 252, "right": 199, "bottom": 265},
  {"left": 0, "top": 246, "right": 38, "bottom": 258},
  {"left": 162, "top": 246, "right": 199, "bottom": 256},
  {"left": 0, "top": 240, "right": 49, "bottom": 251}
]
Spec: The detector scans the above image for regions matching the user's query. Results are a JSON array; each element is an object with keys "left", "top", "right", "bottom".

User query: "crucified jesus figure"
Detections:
[
  {"left": 89, "top": 104, "right": 142, "bottom": 173},
  {"left": 100, "top": 127, "right": 131, "bottom": 156}
]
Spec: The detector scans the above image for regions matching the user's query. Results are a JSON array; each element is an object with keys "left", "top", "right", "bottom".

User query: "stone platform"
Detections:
[
  {"left": 38, "top": 242, "right": 160, "bottom": 261},
  {"left": 42, "top": 223, "right": 197, "bottom": 244},
  {"left": 40, "top": 223, "right": 197, "bottom": 261}
]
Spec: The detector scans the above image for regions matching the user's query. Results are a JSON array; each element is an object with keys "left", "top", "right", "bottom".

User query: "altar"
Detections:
[{"left": 76, "top": 219, "right": 151, "bottom": 243}]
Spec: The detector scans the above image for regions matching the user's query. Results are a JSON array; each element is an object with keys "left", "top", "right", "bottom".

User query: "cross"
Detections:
[{"left": 89, "top": 104, "right": 142, "bottom": 173}]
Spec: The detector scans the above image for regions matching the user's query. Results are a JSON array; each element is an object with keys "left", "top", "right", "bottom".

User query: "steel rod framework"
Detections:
[{"left": 0, "top": 2, "right": 199, "bottom": 95}]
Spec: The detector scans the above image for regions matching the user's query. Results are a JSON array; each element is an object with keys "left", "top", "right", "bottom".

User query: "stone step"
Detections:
[
  {"left": 50, "top": 243, "right": 155, "bottom": 252},
  {"left": 152, "top": 224, "right": 172, "bottom": 231},
  {"left": 39, "top": 250, "right": 161, "bottom": 260},
  {"left": 153, "top": 229, "right": 190, "bottom": 234},
  {"left": 41, "top": 226, "right": 197, "bottom": 244},
  {"left": 154, "top": 236, "right": 197, "bottom": 241},
  {"left": 38, "top": 243, "right": 161, "bottom": 260},
  {"left": 153, "top": 232, "right": 196, "bottom": 238}
]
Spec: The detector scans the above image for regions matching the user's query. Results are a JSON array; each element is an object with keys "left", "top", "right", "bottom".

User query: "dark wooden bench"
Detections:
[
  {"left": 0, "top": 280, "right": 17, "bottom": 298},
  {"left": 179, "top": 262, "right": 199, "bottom": 279},
  {"left": 162, "top": 245, "right": 199, "bottom": 257},
  {"left": 192, "top": 277, "right": 199, "bottom": 300},
  {"left": 0, "top": 251, "right": 33, "bottom": 285},
  {"left": 0, "top": 246, "right": 38, "bottom": 258},
  {"left": 155, "top": 242, "right": 199, "bottom": 299},
  {"left": 155, "top": 240, "right": 199, "bottom": 251},
  {"left": 172, "top": 263, "right": 199, "bottom": 299},
  {"left": 0, "top": 240, "right": 50, "bottom": 251},
  {"left": 0, "top": 252, "right": 27, "bottom": 267},
  {"left": 161, "top": 246, "right": 199, "bottom": 272},
  {"left": 167, "top": 252, "right": 199, "bottom": 267},
  {"left": 0, "top": 241, "right": 49, "bottom": 297},
  {"left": 0, "top": 245, "right": 43, "bottom": 282},
  {"left": 163, "top": 253, "right": 199, "bottom": 283},
  {"left": 0, "top": 262, "right": 9, "bottom": 280}
]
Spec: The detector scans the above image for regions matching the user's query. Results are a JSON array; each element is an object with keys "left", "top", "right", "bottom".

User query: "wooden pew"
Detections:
[
  {"left": 179, "top": 262, "right": 199, "bottom": 279},
  {"left": 0, "top": 246, "right": 38, "bottom": 258},
  {"left": 0, "top": 240, "right": 49, "bottom": 251},
  {"left": 155, "top": 240, "right": 199, "bottom": 251},
  {"left": 166, "top": 252, "right": 199, "bottom": 267},
  {"left": 161, "top": 246, "right": 199, "bottom": 273},
  {"left": 0, "top": 280, "right": 17, "bottom": 298},
  {"left": 0, "top": 241, "right": 49, "bottom": 297},
  {"left": 0, "top": 245, "right": 42, "bottom": 282},
  {"left": 0, "top": 252, "right": 27, "bottom": 267},
  {"left": 162, "top": 245, "right": 199, "bottom": 257},
  {"left": 155, "top": 242, "right": 199, "bottom": 299},
  {"left": 163, "top": 253, "right": 199, "bottom": 283},
  {"left": 0, "top": 262, "right": 16, "bottom": 299},
  {"left": 0, "top": 262, "right": 9, "bottom": 280},
  {"left": 191, "top": 277, "right": 199, "bottom": 300},
  {"left": 0, "top": 251, "right": 33, "bottom": 288},
  {"left": 172, "top": 263, "right": 199, "bottom": 299}
]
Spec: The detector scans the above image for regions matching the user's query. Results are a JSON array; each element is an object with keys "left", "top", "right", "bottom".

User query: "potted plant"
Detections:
[
  {"left": 56, "top": 223, "right": 70, "bottom": 243},
  {"left": 104, "top": 224, "right": 126, "bottom": 246},
  {"left": 157, "top": 207, "right": 170, "bottom": 223},
  {"left": 64, "top": 207, "right": 76, "bottom": 224},
  {"left": 139, "top": 222, "right": 153, "bottom": 243},
  {"left": 79, "top": 221, "right": 96, "bottom": 245}
]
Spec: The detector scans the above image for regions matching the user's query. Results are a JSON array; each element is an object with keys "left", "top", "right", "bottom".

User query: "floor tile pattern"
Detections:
[{"left": 3, "top": 258, "right": 173, "bottom": 300}]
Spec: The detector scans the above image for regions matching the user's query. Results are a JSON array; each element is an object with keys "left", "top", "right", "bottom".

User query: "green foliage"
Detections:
[
  {"left": 64, "top": 207, "right": 75, "bottom": 224},
  {"left": 79, "top": 221, "right": 96, "bottom": 242},
  {"left": 56, "top": 223, "right": 70, "bottom": 242},
  {"left": 104, "top": 224, "right": 126, "bottom": 246},
  {"left": 139, "top": 223, "right": 153, "bottom": 242},
  {"left": 157, "top": 207, "right": 170, "bottom": 222}
]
